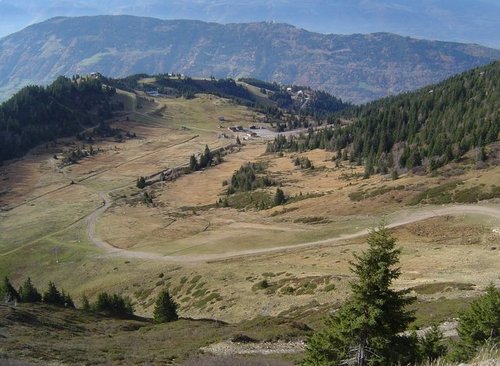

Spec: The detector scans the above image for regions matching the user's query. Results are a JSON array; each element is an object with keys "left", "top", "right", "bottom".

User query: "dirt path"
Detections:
[
  {"left": 201, "top": 339, "right": 306, "bottom": 356},
  {"left": 85, "top": 192, "right": 169, "bottom": 260},
  {"left": 200, "top": 321, "right": 460, "bottom": 356},
  {"left": 85, "top": 200, "right": 500, "bottom": 263}
]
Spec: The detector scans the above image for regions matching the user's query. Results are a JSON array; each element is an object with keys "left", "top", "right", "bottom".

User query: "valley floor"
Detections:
[{"left": 0, "top": 92, "right": 499, "bottom": 364}]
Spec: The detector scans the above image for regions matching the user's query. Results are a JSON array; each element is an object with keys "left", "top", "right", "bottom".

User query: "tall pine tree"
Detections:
[
  {"left": 303, "top": 224, "right": 415, "bottom": 366},
  {"left": 19, "top": 277, "right": 42, "bottom": 303}
]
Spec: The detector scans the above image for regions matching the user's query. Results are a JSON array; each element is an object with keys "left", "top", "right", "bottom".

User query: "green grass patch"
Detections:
[
  {"left": 252, "top": 276, "right": 330, "bottom": 296},
  {"left": 453, "top": 185, "right": 500, "bottom": 203},
  {"left": 281, "top": 286, "right": 295, "bottom": 295},
  {"left": 295, "top": 282, "right": 317, "bottom": 295},
  {"left": 190, "top": 275, "right": 202, "bottom": 284},
  {"left": 133, "top": 287, "right": 155, "bottom": 301},
  {"left": 194, "top": 292, "right": 222, "bottom": 308},
  {"left": 409, "top": 181, "right": 462, "bottom": 205},
  {"left": 348, "top": 185, "right": 406, "bottom": 202},
  {"left": 293, "top": 216, "right": 330, "bottom": 225},
  {"left": 348, "top": 190, "right": 365, "bottom": 201},
  {"left": 323, "top": 284, "right": 336, "bottom": 292},
  {"left": 409, "top": 182, "right": 499, "bottom": 205},
  {"left": 410, "top": 297, "right": 475, "bottom": 329},
  {"left": 180, "top": 203, "right": 218, "bottom": 212},
  {"left": 237, "top": 316, "right": 313, "bottom": 342},
  {"left": 226, "top": 190, "right": 273, "bottom": 210},
  {"left": 269, "top": 206, "right": 299, "bottom": 216},
  {"left": 286, "top": 192, "right": 324, "bottom": 205},
  {"left": 411, "top": 282, "right": 475, "bottom": 295},
  {"left": 192, "top": 288, "right": 208, "bottom": 298}
]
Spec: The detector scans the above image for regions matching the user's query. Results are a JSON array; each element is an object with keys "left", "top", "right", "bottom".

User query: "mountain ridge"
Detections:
[
  {"left": 0, "top": 15, "right": 499, "bottom": 103},
  {"left": 1, "top": 1, "right": 499, "bottom": 47}
]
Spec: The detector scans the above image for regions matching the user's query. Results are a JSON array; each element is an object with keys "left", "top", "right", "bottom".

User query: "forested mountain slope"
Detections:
[
  {"left": 1, "top": 16, "right": 499, "bottom": 103},
  {"left": 0, "top": 76, "right": 115, "bottom": 163},
  {"left": 268, "top": 61, "right": 500, "bottom": 174}
]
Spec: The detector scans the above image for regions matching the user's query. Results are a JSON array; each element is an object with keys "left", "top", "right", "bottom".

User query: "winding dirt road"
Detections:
[{"left": 85, "top": 193, "right": 500, "bottom": 263}]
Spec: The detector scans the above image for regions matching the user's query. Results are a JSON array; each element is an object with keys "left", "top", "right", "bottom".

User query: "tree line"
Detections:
[
  {"left": 1, "top": 276, "right": 178, "bottom": 323},
  {"left": 189, "top": 145, "right": 223, "bottom": 172},
  {"left": 0, "top": 277, "right": 75, "bottom": 308},
  {"left": 0, "top": 76, "right": 116, "bottom": 163}
]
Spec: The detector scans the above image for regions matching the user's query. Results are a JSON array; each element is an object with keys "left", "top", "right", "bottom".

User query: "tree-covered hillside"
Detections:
[
  {"left": 107, "top": 74, "right": 350, "bottom": 118},
  {"left": 107, "top": 74, "right": 256, "bottom": 103},
  {"left": 268, "top": 61, "right": 499, "bottom": 175},
  {"left": 1, "top": 16, "right": 499, "bottom": 103},
  {"left": 0, "top": 76, "right": 115, "bottom": 163}
]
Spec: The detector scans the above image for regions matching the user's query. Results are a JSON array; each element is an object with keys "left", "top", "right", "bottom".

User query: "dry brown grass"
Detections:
[{"left": 0, "top": 92, "right": 499, "bottom": 330}]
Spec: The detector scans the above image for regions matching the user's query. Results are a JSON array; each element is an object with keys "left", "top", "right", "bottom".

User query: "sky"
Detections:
[{"left": 0, "top": 0, "right": 499, "bottom": 48}]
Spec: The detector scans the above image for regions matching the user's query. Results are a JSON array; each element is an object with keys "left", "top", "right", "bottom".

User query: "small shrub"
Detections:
[
  {"left": 93, "top": 292, "right": 134, "bottom": 316},
  {"left": 136, "top": 176, "right": 146, "bottom": 189},
  {"left": 256, "top": 280, "right": 269, "bottom": 289},
  {"left": 324, "top": 284, "right": 336, "bottom": 292},
  {"left": 274, "top": 188, "right": 286, "bottom": 205}
]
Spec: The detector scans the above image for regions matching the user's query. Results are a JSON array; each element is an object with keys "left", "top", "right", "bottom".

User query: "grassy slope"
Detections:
[
  {"left": 0, "top": 85, "right": 498, "bottom": 364},
  {"left": 0, "top": 303, "right": 309, "bottom": 365}
]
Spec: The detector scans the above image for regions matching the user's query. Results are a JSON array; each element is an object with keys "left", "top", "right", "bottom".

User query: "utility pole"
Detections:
[{"left": 53, "top": 246, "right": 59, "bottom": 263}]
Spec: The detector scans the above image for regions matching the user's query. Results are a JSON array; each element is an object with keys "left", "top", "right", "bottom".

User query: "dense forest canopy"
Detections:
[
  {"left": 105, "top": 74, "right": 256, "bottom": 103},
  {"left": 0, "top": 76, "right": 115, "bottom": 163},
  {"left": 268, "top": 61, "right": 500, "bottom": 174}
]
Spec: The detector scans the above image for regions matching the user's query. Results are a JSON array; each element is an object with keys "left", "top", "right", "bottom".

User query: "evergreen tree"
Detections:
[
  {"left": 199, "top": 145, "right": 212, "bottom": 168},
  {"left": 274, "top": 188, "right": 286, "bottom": 206},
  {"left": 0, "top": 76, "right": 115, "bottom": 163},
  {"left": 153, "top": 290, "right": 179, "bottom": 323},
  {"left": 417, "top": 325, "right": 447, "bottom": 363},
  {"left": 265, "top": 62, "right": 500, "bottom": 177},
  {"left": 303, "top": 224, "right": 415, "bottom": 366},
  {"left": 189, "top": 154, "right": 198, "bottom": 171},
  {"left": 1, "top": 276, "right": 20, "bottom": 303},
  {"left": 19, "top": 277, "right": 42, "bottom": 303},
  {"left": 43, "top": 281, "right": 65, "bottom": 306},
  {"left": 82, "top": 295, "right": 91, "bottom": 311},
  {"left": 61, "top": 290, "right": 75, "bottom": 308},
  {"left": 136, "top": 176, "right": 146, "bottom": 189},
  {"left": 451, "top": 283, "right": 500, "bottom": 362}
]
